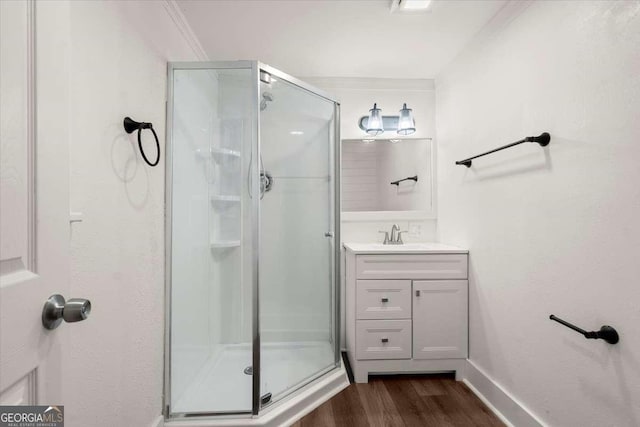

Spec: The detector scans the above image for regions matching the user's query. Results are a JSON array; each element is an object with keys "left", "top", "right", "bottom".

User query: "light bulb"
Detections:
[
  {"left": 397, "top": 103, "right": 416, "bottom": 135},
  {"left": 366, "top": 103, "right": 384, "bottom": 136}
]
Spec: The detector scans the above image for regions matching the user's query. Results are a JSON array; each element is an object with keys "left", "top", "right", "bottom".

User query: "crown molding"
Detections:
[
  {"left": 301, "top": 77, "right": 434, "bottom": 91},
  {"left": 162, "top": 0, "right": 208, "bottom": 60}
]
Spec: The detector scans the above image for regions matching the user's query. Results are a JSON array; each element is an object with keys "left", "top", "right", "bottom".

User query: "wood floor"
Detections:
[{"left": 291, "top": 374, "right": 505, "bottom": 427}]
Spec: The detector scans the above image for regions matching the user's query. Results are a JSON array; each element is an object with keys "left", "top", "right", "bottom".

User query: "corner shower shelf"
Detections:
[
  {"left": 195, "top": 147, "right": 241, "bottom": 159},
  {"left": 212, "top": 147, "right": 241, "bottom": 157},
  {"left": 211, "top": 194, "right": 241, "bottom": 202},
  {"left": 210, "top": 240, "right": 241, "bottom": 249}
]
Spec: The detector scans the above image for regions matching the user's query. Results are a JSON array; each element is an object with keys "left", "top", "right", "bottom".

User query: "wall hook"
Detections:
[{"left": 124, "top": 117, "right": 160, "bottom": 167}]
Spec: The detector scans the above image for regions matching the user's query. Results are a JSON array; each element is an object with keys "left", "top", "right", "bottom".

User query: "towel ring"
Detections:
[{"left": 123, "top": 117, "right": 160, "bottom": 167}]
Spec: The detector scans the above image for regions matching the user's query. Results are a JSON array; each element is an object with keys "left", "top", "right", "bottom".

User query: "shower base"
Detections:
[{"left": 173, "top": 341, "right": 337, "bottom": 414}]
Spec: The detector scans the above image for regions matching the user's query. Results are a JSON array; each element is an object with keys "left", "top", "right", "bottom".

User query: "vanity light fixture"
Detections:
[
  {"left": 365, "top": 103, "right": 384, "bottom": 136},
  {"left": 397, "top": 103, "right": 416, "bottom": 135},
  {"left": 360, "top": 102, "right": 417, "bottom": 136}
]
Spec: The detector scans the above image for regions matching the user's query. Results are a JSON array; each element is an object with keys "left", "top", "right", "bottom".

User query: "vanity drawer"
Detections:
[
  {"left": 356, "top": 319, "right": 411, "bottom": 360},
  {"left": 355, "top": 254, "right": 468, "bottom": 280},
  {"left": 356, "top": 280, "right": 411, "bottom": 320}
]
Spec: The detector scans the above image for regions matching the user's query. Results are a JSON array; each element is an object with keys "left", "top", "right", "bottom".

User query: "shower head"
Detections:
[{"left": 260, "top": 91, "right": 274, "bottom": 111}]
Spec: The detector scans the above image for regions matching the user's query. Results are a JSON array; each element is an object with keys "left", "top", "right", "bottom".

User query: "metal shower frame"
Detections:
[{"left": 163, "top": 61, "right": 342, "bottom": 420}]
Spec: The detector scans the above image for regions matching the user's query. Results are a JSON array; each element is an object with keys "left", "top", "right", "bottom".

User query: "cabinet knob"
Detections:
[
  {"left": 381, "top": 337, "right": 389, "bottom": 343},
  {"left": 416, "top": 290, "right": 421, "bottom": 297},
  {"left": 381, "top": 297, "right": 389, "bottom": 303}
]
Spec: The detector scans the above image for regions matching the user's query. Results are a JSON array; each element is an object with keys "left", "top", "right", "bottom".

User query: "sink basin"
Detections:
[{"left": 343, "top": 242, "right": 467, "bottom": 254}]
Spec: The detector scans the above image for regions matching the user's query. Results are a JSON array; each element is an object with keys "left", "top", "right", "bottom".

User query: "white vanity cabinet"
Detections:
[{"left": 344, "top": 243, "right": 469, "bottom": 383}]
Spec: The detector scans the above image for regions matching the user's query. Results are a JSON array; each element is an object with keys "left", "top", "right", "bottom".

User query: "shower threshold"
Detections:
[
  {"left": 166, "top": 363, "right": 347, "bottom": 426},
  {"left": 172, "top": 341, "right": 337, "bottom": 414}
]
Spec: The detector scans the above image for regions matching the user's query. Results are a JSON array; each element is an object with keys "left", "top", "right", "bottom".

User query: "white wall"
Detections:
[
  {"left": 305, "top": 77, "right": 438, "bottom": 244},
  {"left": 305, "top": 77, "right": 435, "bottom": 141},
  {"left": 63, "top": 1, "right": 203, "bottom": 426},
  {"left": 436, "top": 1, "right": 640, "bottom": 426}
]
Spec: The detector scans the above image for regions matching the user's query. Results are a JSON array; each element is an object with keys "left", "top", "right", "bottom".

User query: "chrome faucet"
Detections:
[
  {"left": 378, "top": 224, "right": 406, "bottom": 245},
  {"left": 390, "top": 224, "right": 400, "bottom": 243}
]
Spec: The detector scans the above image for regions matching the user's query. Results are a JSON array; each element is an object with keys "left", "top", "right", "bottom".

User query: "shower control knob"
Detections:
[{"left": 42, "top": 294, "right": 92, "bottom": 330}]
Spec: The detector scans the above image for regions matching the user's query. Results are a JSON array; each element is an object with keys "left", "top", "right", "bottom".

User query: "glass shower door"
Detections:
[
  {"left": 167, "top": 62, "right": 340, "bottom": 419},
  {"left": 168, "top": 64, "right": 256, "bottom": 416},
  {"left": 258, "top": 69, "right": 338, "bottom": 405}
]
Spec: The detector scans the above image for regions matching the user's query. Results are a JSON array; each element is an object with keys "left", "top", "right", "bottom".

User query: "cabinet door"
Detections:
[{"left": 413, "top": 280, "right": 468, "bottom": 359}]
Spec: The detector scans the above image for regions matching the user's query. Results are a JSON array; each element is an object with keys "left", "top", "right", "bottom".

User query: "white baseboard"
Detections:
[{"left": 463, "top": 360, "right": 545, "bottom": 427}]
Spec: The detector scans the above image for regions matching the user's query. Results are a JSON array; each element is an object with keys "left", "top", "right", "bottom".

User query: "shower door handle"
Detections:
[{"left": 260, "top": 171, "right": 273, "bottom": 195}]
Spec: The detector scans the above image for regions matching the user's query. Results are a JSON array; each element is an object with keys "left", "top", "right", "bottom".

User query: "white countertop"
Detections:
[{"left": 343, "top": 242, "right": 468, "bottom": 254}]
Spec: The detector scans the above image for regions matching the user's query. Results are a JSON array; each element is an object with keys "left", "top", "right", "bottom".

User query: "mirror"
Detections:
[{"left": 341, "top": 138, "right": 434, "bottom": 218}]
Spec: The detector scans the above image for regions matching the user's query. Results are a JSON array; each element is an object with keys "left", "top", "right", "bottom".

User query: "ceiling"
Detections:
[{"left": 178, "top": 0, "right": 508, "bottom": 79}]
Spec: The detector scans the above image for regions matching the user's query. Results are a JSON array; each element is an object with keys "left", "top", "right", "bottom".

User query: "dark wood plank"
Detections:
[
  {"left": 440, "top": 379, "right": 504, "bottom": 426},
  {"left": 328, "top": 383, "right": 369, "bottom": 427},
  {"left": 294, "top": 374, "right": 505, "bottom": 427},
  {"left": 296, "top": 397, "right": 336, "bottom": 427},
  {"left": 383, "top": 376, "right": 454, "bottom": 427},
  {"left": 410, "top": 373, "right": 450, "bottom": 396},
  {"left": 426, "top": 386, "right": 479, "bottom": 427},
  {"left": 355, "top": 380, "right": 404, "bottom": 427}
]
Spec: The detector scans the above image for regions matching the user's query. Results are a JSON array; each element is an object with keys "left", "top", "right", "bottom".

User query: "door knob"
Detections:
[{"left": 42, "top": 294, "right": 91, "bottom": 330}]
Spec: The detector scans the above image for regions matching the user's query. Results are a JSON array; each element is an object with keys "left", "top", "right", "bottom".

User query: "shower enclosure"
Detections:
[{"left": 164, "top": 61, "right": 341, "bottom": 419}]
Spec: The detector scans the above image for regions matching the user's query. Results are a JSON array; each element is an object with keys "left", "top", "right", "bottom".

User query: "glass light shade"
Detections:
[
  {"left": 366, "top": 103, "right": 384, "bottom": 136},
  {"left": 397, "top": 103, "right": 416, "bottom": 135}
]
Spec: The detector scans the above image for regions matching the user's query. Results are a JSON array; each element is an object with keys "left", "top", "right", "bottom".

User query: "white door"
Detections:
[
  {"left": 412, "top": 280, "right": 468, "bottom": 359},
  {"left": 0, "top": 0, "right": 71, "bottom": 409}
]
